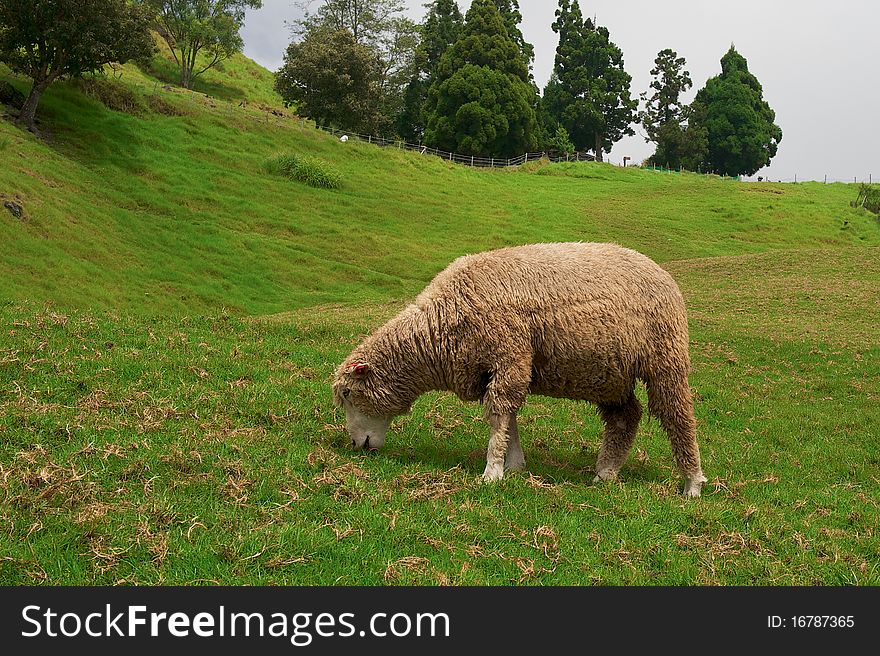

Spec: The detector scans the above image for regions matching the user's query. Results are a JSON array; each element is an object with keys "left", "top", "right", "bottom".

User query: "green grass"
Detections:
[
  {"left": 0, "top": 51, "right": 878, "bottom": 585},
  {"left": 1, "top": 246, "right": 877, "bottom": 585}
]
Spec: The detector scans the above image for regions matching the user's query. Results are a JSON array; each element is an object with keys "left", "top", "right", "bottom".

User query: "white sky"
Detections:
[{"left": 242, "top": 1, "right": 880, "bottom": 182}]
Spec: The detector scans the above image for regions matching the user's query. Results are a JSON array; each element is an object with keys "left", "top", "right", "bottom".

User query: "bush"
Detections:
[
  {"left": 147, "top": 93, "right": 187, "bottom": 117},
  {"left": 0, "top": 80, "right": 25, "bottom": 109},
  {"left": 852, "top": 183, "right": 880, "bottom": 215},
  {"left": 76, "top": 77, "right": 146, "bottom": 115},
  {"left": 548, "top": 126, "right": 575, "bottom": 155},
  {"left": 264, "top": 153, "right": 342, "bottom": 190}
]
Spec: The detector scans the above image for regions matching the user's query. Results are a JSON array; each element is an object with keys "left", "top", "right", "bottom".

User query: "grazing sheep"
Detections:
[{"left": 332, "top": 242, "right": 708, "bottom": 497}]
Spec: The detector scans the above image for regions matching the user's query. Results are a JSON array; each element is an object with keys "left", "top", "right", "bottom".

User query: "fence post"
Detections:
[
  {"left": 525, "top": 153, "right": 528, "bottom": 164},
  {"left": 824, "top": 174, "right": 827, "bottom": 184},
  {"left": 471, "top": 156, "right": 474, "bottom": 167},
  {"left": 490, "top": 157, "right": 494, "bottom": 167}
]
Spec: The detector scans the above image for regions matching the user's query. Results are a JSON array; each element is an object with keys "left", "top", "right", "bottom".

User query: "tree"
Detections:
[
  {"left": 536, "top": 72, "right": 562, "bottom": 149},
  {"left": 639, "top": 48, "right": 691, "bottom": 143},
  {"left": 639, "top": 48, "right": 707, "bottom": 170},
  {"left": 293, "top": 0, "right": 404, "bottom": 46},
  {"left": 548, "top": 125, "right": 574, "bottom": 155},
  {"left": 396, "top": 0, "right": 463, "bottom": 142},
  {"left": 274, "top": 27, "right": 383, "bottom": 132},
  {"left": 293, "top": 0, "right": 418, "bottom": 134},
  {"left": 690, "top": 46, "right": 782, "bottom": 176},
  {"left": 424, "top": 0, "right": 537, "bottom": 157},
  {"left": 546, "top": 0, "right": 637, "bottom": 161},
  {"left": 143, "top": 0, "right": 262, "bottom": 89},
  {"left": 649, "top": 119, "right": 708, "bottom": 171},
  {"left": 491, "top": 0, "right": 533, "bottom": 66},
  {"left": 0, "top": 0, "right": 155, "bottom": 129}
]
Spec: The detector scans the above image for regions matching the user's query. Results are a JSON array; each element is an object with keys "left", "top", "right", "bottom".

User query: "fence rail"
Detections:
[
  {"left": 318, "top": 125, "right": 596, "bottom": 168},
  {"left": 315, "top": 126, "right": 876, "bottom": 184}
]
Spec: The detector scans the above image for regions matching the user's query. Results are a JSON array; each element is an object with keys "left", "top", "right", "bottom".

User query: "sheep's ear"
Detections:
[{"left": 350, "top": 362, "right": 370, "bottom": 377}]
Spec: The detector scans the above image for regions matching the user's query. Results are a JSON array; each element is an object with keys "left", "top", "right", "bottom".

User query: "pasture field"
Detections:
[{"left": 1, "top": 54, "right": 878, "bottom": 585}]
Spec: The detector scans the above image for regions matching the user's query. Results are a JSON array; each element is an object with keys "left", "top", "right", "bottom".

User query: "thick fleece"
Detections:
[{"left": 332, "top": 242, "right": 707, "bottom": 496}]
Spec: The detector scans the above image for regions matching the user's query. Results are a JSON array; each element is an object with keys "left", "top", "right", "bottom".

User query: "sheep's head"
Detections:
[{"left": 332, "top": 360, "right": 393, "bottom": 451}]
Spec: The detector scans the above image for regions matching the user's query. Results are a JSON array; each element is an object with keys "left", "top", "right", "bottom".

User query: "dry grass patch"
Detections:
[
  {"left": 392, "top": 467, "right": 468, "bottom": 501},
  {"left": 383, "top": 556, "right": 450, "bottom": 585}
]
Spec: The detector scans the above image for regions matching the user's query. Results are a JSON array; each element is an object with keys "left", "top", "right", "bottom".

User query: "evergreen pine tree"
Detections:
[
  {"left": 691, "top": 46, "right": 782, "bottom": 176},
  {"left": 491, "top": 0, "right": 533, "bottom": 66},
  {"left": 423, "top": 0, "right": 537, "bottom": 157},
  {"left": 545, "top": 0, "right": 636, "bottom": 160},
  {"left": 396, "top": 0, "right": 463, "bottom": 142},
  {"left": 639, "top": 48, "right": 707, "bottom": 170}
]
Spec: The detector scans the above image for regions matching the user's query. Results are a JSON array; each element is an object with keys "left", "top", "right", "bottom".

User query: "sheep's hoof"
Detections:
[
  {"left": 592, "top": 468, "right": 618, "bottom": 483},
  {"left": 683, "top": 473, "right": 708, "bottom": 498},
  {"left": 481, "top": 463, "right": 505, "bottom": 483}
]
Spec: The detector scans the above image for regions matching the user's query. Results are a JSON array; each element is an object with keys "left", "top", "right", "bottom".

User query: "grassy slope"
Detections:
[
  {"left": 0, "top": 54, "right": 878, "bottom": 585},
  {"left": 1, "top": 58, "right": 878, "bottom": 315}
]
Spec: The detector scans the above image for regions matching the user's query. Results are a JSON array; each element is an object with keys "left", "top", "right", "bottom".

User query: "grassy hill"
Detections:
[{"left": 1, "top": 52, "right": 878, "bottom": 585}]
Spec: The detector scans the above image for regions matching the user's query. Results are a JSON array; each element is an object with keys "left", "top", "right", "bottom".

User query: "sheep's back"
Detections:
[
  {"left": 417, "top": 243, "right": 683, "bottom": 317},
  {"left": 415, "top": 243, "right": 688, "bottom": 403}
]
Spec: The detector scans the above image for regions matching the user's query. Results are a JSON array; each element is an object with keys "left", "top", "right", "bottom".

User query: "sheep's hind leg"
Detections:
[
  {"left": 647, "top": 374, "right": 707, "bottom": 498},
  {"left": 593, "top": 393, "right": 642, "bottom": 484},
  {"left": 504, "top": 415, "right": 525, "bottom": 472},
  {"left": 482, "top": 412, "right": 516, "bottom": 482}
]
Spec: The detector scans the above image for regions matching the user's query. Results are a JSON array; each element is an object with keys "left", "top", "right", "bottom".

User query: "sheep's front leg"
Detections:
[
  {"left": 482, "top": 412, "right": 515, "bottom": 482},
  {"left": 481, "top": 357, "right": 530, "bottom": 482},
  {"left": 504, "top": 415, "right": 525, "bottom": 472}
]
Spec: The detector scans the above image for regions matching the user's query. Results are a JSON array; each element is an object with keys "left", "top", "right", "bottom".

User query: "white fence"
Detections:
[{"left": 317, "top": 125, "right": 596, "bottom": 168}]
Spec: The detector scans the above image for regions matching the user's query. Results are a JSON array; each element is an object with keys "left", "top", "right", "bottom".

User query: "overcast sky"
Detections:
[{"left": 242, "top": 0, "right": 879, "bottom": 182}]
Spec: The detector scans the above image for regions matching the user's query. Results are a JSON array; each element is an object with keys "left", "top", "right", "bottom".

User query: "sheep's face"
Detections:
[
  {"left": 332, "top": 362, "right": 393, "bottom": 451},
  {"left": 341, "top": 397, "right": 391, "bottom": 450}
]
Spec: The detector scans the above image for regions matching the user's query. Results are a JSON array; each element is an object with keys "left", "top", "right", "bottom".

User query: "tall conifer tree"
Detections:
[
  {"left": 491, "top": 0, "right": 533, "bottom": 66},
  {"left": 423, "top": 0, "right": 537, "bottom": 157},
  {"left": 546, "top": 0, "right": 636, "bottom": 160},
  {"left": 639, "top": 48, "right": 707, "bottom": 170},
  {"left": 397, "top": 0, "right": 463, "bottom": 141},
  {"left": 691, "top": 46, "right": 782, "bottom": 176}
]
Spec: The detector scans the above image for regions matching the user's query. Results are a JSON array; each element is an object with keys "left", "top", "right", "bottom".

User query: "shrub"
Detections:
[
  {"left": 147, "top": 93, "right": 187, "bottom": 117},
  {"left": 548, "top": 126, "right": 575, "bottom": 155},
  {"left": 852, "top": 183, "right": 880, "bottom": 215},
  {"left": 76, "top": 77, "right": 146, "bottom": 115},
  {"left": 264, "top": 153, "right": 342, "bottom": 190},
  {"left": 0, "top": 80, "right": 25, "bottom": 109}
]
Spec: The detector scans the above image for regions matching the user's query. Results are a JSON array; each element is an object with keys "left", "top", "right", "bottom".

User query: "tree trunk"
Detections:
[
  {"left": 180, "top": 46, "right": 193, "bottom": 89},
  {"left": 594, "top": 133, "right": 604, "bottom": 163},
  {"left": 181, "top": 63, "right": 192, "bottom": 89},
  {"left": 17, "top": 78, "right": 50, "bottom": 130}
]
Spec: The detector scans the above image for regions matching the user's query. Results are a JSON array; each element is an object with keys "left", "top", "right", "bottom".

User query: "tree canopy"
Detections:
[
  {"left": 424, "top": 0, "right": 537, "bottom": 157},
  {"left": 275, "top": 27, "right": 383, "bottom": 132},
  {"left": 0, "top": 0, "right": 155, "bottom": 129},
  {"left": 397, "top": 0, "right": 464, "bottom": 142},
  {"left": 292, "top": 0, "right": 418, "bottom": 134},
  {"left": 639, "top": 48, "right": 707, "bottom": 170},
  {"left": 143, "top": 0, "right": 262, "bottom": 89},
  {"left": 546, "top": 0, "right": 636, "bottom": 160},
  {"left": 691, "top": 46, "right": 782, "bottom": 176},
  {"left": 490, "top": 0, "right": 533, "bottom": 66},
  {"left": 640, "top": 48, "right": 692, "bottom": 142}
]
